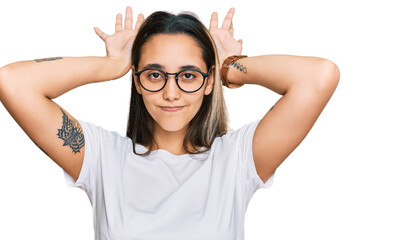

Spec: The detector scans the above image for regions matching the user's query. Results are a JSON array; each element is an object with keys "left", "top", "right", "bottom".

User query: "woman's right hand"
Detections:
[{"left": 94, "top": 6, "right": 144, "bottom": 76}]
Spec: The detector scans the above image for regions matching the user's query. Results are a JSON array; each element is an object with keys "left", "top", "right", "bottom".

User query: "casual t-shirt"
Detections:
[{"left": 63, "top": 119, "right": 275, "bottom": 240}]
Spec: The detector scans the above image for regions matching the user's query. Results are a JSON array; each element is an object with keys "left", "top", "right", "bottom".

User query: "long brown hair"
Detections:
[{"left": 126, "top": 11, "right": 230, "bottom": 156}]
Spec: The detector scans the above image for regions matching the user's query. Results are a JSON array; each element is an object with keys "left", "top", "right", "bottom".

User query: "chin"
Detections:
[{"left": 154, "top": 119, "right": 189, "bottom": 133}]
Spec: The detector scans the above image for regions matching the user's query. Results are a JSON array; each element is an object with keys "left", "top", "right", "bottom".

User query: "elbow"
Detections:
[
  {"left": 0, "top": 65, "right": 14, "bottom": 88},
  {"left": 0, "top": 66, "right": 8, "bottom": 94},
  {"left": 316, "top": 58, "right": 340, "bottom": 92},
  {"left": 0, "top": 65, "right": 18, "bottom": 101}
]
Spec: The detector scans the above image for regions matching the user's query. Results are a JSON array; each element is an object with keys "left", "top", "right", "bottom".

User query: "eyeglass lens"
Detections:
[{"left": 139, "top": 70, "right": 205, "bottom": 92}]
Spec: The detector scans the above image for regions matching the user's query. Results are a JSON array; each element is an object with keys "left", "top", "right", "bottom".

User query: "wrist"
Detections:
[
  {"left": 220, "top": 55, "right": 247, "bottom": 88},
  {"left": 105, "top": 56, "right": 131, "bottom": 79}
]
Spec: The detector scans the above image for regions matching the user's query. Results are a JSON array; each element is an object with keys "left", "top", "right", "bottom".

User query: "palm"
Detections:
[
  {"left": 101, "top": 29, "right": 137, "bottom": 58},
  {"left": 94, "top": 6, "right": 144, "bottom": 65},
  {"left": 209, "top": 8, "right": 243, "bottom": 67}
]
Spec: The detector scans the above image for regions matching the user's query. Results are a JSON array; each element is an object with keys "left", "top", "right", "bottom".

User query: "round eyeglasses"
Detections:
[{"left": 134, "top": 68, "right": 211, "bottom": 93}]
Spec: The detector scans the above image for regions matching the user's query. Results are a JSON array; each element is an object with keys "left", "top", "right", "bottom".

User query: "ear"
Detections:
[
  {"left": 131, "top": 65, "right": 142, "bottom": 95},
  {"left": 204, "top": 65, "right": 215, "bottom": 95}
]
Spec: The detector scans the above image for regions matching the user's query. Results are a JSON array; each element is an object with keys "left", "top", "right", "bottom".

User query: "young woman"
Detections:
[{"left": 0, "top": 6, "right": 340, "bottom": 239}]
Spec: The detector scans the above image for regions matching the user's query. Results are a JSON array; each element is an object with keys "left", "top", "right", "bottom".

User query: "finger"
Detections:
[
  {"left": 94, "top": 27, "right": 109, "bottom": 41},
  {"left": 221, "top": 7, "right": 235, "bottom": 30},
  {"left": 135, "top": 13, "right": 144, "bottom": 31},
  {"left": 238, "top": 39, "right": 243, "bottom": 45},
  {"left": 209, "top": 12, "right": 218, "bottom": 30},
  {"left": 115, "top": 13, "right": 123, "bottom": 32},
  {"left": 124, "top": 6, "right": 133, "bottom": 30},
  {"left": 230, "top": 21, "right": 234, "bottom": 36}
]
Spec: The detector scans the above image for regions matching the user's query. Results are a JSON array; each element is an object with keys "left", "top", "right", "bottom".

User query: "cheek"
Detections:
[
  {"left": 133, "top": 76, "right": 142, "bottom": 95},
  {"left": 141, "top": 95, "right": 157, "bottom": 118},
  {"left": 189, "top": 95, "right": 205, "bottom": 117}
]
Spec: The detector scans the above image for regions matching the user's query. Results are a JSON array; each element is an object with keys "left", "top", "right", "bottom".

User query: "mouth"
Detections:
[{"left": 160, "top": 106, "right": 185, "bottom": 112}]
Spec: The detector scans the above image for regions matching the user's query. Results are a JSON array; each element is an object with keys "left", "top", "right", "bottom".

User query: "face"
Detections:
[{"left": 132, "top": 33, "right": 214, "bottom": 134}]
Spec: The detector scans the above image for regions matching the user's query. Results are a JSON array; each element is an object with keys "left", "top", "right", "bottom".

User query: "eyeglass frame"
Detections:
[{"left": 134, "top": 67, "right": 212, "bottom": 93}]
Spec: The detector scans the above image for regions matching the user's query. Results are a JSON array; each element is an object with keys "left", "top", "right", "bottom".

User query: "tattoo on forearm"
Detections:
[
  {"left": 230, "top": 61, "right": 247, "bottom": 74},
  {"left": 34, "top": 57, "right": 63, "bottom": 62},
  {"left": 57, "top": 108, "right": 84, "bottom": 154}
]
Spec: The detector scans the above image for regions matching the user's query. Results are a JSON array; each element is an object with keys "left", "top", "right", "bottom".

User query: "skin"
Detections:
[
  {"left": 209, "top": 9, "right": 340, "bottom": 183},
  {"left": 131, "top": 34, "right": 214, "bottom": 155},
  {"left": 0, "top": 6, "right": 340, "bottom": 185}
]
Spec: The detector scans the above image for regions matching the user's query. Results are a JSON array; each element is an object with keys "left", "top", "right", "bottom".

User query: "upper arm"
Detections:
[
  {"left": 0, "top": 70, "right": 85, "bottom": 182},
  {"left": 252, "top": 61, "right": 340, "bottom": 183}
]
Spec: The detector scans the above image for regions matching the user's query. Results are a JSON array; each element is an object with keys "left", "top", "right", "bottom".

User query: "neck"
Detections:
[{"left": 152, "top": 123, "right": 188, "bottom": 156}]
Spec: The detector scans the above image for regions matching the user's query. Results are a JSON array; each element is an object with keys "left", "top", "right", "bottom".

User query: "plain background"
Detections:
[{"left": 0, "top": 0, "right": 414, "bottom": 239}]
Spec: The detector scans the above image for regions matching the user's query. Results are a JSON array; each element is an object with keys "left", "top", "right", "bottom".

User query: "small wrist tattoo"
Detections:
[
  {"left": 230, "top": 61, "right": 247, "bottom": 74},
  {"left": 34, "top": 57, "right": 63, "bottom": 63}
]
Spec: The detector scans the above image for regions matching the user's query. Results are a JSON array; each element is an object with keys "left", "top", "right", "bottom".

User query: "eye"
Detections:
[
  {"left": 149, "top": 72, "right": 161, "bottom": 79},
  {"left": 179, "top": 71, "right": 198, "bottom": 80},
  {"left": 144, "top": 70, "right": 164, "bottom": 80},
  {"left": 183, "top": 73, "right": 195, "bottom": 79}
]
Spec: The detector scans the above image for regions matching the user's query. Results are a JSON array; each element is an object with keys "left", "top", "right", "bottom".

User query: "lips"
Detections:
[{"left": 160, "top": 106, "right": 184, "bottom": 112}]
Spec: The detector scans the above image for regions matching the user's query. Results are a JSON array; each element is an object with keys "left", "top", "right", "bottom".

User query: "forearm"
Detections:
[
  {"left": 226, "top": 54, "right": 338, "bottom": 95},
  {"left": 0, "top": 56, "right": 128, "bottom": 99}
]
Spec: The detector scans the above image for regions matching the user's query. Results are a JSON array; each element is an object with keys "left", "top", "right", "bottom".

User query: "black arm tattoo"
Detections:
[
  {"left": 34, "top": 57, "right": 63, "bottom": 62},
  {"left": 230, "top": 61, "right": 247, "bottom": 74},
  {"left": 56, "top": 108, "right": 84, "bottom": 154}
]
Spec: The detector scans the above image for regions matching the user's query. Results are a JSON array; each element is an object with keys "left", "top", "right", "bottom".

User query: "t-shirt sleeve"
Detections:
[
  {"left": 63, "top": 119, "right": 129, "bottom": 207},
  {"left": 62, "top": 120, "right": 100, "bottom": 197},
  {"left": 236, "top": 119, "right": 276, "bottom": 192}
]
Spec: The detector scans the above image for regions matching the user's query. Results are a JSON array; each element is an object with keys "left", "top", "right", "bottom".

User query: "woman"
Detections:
[{"left": 0, "top": 6, "right": 340, "bottom": 239}]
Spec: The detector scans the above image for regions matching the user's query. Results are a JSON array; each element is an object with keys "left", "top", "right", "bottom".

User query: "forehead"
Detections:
[{"left": 139, "top": 34, "right": 206, "bottom": 70}]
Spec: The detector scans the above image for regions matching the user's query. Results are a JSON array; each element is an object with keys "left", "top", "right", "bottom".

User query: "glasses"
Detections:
[{"left": 134, "top": 68, "right": 210, "bottom": 93}]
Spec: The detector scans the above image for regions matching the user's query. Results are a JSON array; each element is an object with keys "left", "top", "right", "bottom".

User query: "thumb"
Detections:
[
  {"left": 94, "top": 27, "right": 109, "bottom": 41},
  {"left": 238, "top": 39, "right": 243, "bottom": 45}
]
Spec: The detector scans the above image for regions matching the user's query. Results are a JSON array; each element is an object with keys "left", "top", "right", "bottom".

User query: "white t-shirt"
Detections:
[{"left": 64, "top": 119, "right": 275, "bottom": 240}]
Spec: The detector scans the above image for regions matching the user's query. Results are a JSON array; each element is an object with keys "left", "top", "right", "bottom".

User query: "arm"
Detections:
[
  {"left": 0, "top": 56, "right": 126, "bottom": 99},
  {"left": 228, "top": 55, "right": 340, "bottom": 182},
  {"left": 210, "top": 8, "right": 340, "bottom": 183},
  {"left": 0, "top": 6, "right": 143, "bottom": 182}
]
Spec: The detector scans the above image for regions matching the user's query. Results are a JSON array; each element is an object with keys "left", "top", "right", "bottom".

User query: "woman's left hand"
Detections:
[{"left": 209, "top": 8, "right": 243, "bottom": 68}]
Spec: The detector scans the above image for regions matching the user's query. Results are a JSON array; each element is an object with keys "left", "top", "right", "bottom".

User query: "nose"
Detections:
[{"left": 162, "top": 74, "right": 181, "bottom": 101}]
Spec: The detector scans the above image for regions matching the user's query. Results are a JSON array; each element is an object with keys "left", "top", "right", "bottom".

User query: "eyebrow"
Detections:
[{"left": 141, "top": 63, "right": 204, "bottom": 72}]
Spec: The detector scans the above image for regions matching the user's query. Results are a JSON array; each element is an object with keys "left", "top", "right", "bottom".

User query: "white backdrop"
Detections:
[{"left": 0, "top": 0, "right": 414, "bottom": 239}]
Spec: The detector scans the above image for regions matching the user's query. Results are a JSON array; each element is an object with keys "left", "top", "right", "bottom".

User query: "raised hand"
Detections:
[
  {"left": 94, "top": 6, "right": 144, "bottom": 73},
  {"left": 209, "top": 8, "right": 243, "bottom": 67}
]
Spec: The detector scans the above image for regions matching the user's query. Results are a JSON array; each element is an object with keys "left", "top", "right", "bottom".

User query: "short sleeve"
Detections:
[
  {"left": 63, "top": 120, "right": 100, "bottom": 197},
  {"left": 237, "top": 119, "right": 276, "bottom": 192}
]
